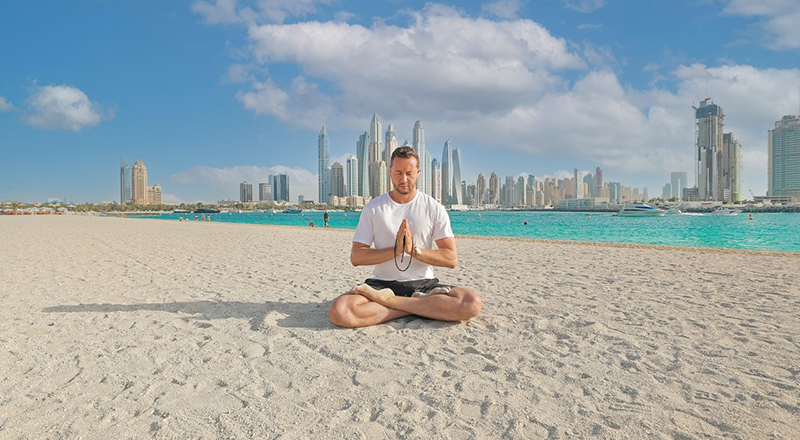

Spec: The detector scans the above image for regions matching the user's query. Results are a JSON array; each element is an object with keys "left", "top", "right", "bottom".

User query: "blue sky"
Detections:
[{"left": 1, "top": 0, "right": 798, "bottom": 204}]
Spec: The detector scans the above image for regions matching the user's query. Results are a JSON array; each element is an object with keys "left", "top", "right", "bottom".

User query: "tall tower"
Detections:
[
  {"left": 441, "top": 140, "right": 452, "bottom": 206},
  {"left": 329, "top": 161, "right": 345, "bottom": 198},
  {"left": 451, "top": 147, "right": 463, "bottom": 205},
  {"left": 768, "top": 115, "right": 800, "bottom": 198},
  {"left": 318, "top": 126, "right": 329, "bottom": 204},
  {"left": 722, "top": 132, "right": 743, "bottom": 202},
  {"left": 240, "top": 181, "right": 253, "bottom": 203},
  {"left": 594, "top": 167, "right": 603, "bottom": 198},
  {"left": 131, "top": 160, "right": 148, "bottom": 205},
  {"left": 694, "top": 98, "right": 725, "bottom": 200},
  {"left": 489, "top": 172, "right": 500, "bottom": 205},
  {"left": 368, "top": 114, "right": 382, "bottom": 164},
  {"left": 476, "top": 173, "right": 487, "bottom": 206},
  {"left": 384, "top": 123, "right": 398, "bottom": 180},
  {"left": 430, "top": 158, "right": 441, "bottom": 203},
  {"left": 356, "top": 132, "right": 370, "bottom": 198},
  {"left": 346, "top": 155, "right": 358, "bottom": 197},
  {"left": 413, "top": 121, "right": 426, "bottom": 194},
  {"left": 671, "top": 171, "right": 688, "bottom": 199},
  {"left": 120, "top": 157, "right": 131, "bottom": 204}
]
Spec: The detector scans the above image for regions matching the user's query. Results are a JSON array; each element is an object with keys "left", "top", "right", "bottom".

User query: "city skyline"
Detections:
[{"left": 2, "top": 1, "right": 800, "bottom": 204}]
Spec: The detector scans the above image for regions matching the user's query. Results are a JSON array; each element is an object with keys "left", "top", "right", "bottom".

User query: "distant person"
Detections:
[
  {"left": 324, "top": 211, "right": 330, "bottom": 228},
  {"left": 309, "top": 221, "right": 314, "bottom": 227},
  {"left": 328, "top": 146, "right": 482, "bottom": 328}
]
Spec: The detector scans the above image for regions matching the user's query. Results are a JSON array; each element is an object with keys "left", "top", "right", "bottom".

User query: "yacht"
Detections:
[
  {"left": 711, "top": 206, "right": 742, "bottom": 216},
  {"left": 615, "top": 204, "right": 666, "bottom": 217},
  {"left": 281, "top": 207, "right": 303, "bottom": 214},
  {"left": 656, "top": 205, "right": 682, "bottom": 215}
]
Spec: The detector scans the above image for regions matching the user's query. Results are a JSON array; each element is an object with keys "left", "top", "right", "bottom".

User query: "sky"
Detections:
[{"left": 1, "top": 0, "right": 799, "bottom": 204}]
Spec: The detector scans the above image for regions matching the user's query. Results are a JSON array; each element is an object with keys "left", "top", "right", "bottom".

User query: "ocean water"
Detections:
[{"left": 147, "top": 210, "right": 800, "bottom": 254}]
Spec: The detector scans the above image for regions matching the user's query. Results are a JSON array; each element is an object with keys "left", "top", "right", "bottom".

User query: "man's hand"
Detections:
[{"left": 395, "top": 219, "right": 413, "bottom": 255}]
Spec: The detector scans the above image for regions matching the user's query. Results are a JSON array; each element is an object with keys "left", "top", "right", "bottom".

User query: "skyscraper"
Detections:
[
  {"left": 476, "top": 173, "right": 486, "bottom": 206},
  {"left": 451, "top": 147, "right": 463, "bottom": 205},
  {"left": 272, "top": 174, "right": 290, "bottom": 202},
  {"left": 131, "top": 160, "right": 148, "bottom": 205},
  {"left": 441, "top": 140, "right": 452, "bottom": 206},
  {"left": 424, "top": 151, "right": 432, "bottom": 195},
  {"left": 240, "top": 181, "right": 253, "bottom": 202},
  {"left": 120, "top": 157, "right": 131, "bottom": 204},
  {"left": 768, "top": 115, "right": 800, "bottom": 198},
  {"left": 329, "top": 161, "right": 345, "bottom": 198},
  {"left": 430, "top": 158, "right": 441, "bottom": 203},
  {"left": 670, "top": 171, "right": 688, "bottom": 200},
  {"left": 346, "top": 155, "right": 358, "bottom": 197},
  {"left": 259, "top": 182, "right": 271, "bottom": 202},
  {"left": 356, "top": 132, "right": 370, "bottom": 198},
  {"left": 318, "top": 126, "right": 329, "bottom": 204},
  {"left": 384, "top": 123, "right": 398, "bottom": 175},
  {"left": 369, "top": 161, "right": 387, "bottom": 196},
  {"left": 594, "top": 167, "right": 603, "bottom": 198},
  {"left": 574, "top": 168, "right": 585, "bottom": 199},
  {"left": 368, "top": 114, "right": 382, "bottom": 165},
  {"left": 722, "top": 132, "right": 743, "bottom": 202},
  {"left": 694, "top": 98, "right": 725, "bottom": 200},
  {"left": 489, "top": 172, "right": 500, "bottom": 205},
  {"left": 413, "top": 121, "right": 426, "bottom": 194}
]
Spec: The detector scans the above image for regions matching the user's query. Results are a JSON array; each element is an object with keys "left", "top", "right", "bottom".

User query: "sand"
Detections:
[{"left": 1, "top": 215, "right": 798, "bottom": 439}]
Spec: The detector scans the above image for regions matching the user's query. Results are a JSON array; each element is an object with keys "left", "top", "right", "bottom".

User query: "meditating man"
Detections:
[{"left": 328, "top": 146, "right": 482, "bottom": 328}]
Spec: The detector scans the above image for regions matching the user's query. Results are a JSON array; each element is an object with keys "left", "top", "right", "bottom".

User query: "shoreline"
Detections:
[{"left": 102, "top": 214, "right": 800, "bottom": 258}]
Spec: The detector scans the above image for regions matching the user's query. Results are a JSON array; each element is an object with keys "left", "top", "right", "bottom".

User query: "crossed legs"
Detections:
[{"left": 328, "top": 284, "right": 482, "bottom": 328}]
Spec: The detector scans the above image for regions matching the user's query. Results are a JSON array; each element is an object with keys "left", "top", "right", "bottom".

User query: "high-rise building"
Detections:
[
  {"left": 441, "top": 140, "right": 452, "bottom": 206},
  {"left": 240, "top": 181, "right": 253, "bottom": 203},
  {"left": 451, "top": 147, "right": 463, "bottom": 205},
  {"left": 670, "top": 171, "right": 688, "bottom": 200},
  {"left": 259, "top": 183, "right": 271, "bottom": 202},
  {"left": 476, "top": 173, "right": 487, "bottom": 206},
  {"left": 694, "top": 98, "right": 725, "bottom": 200},
  {"left": 318, "top": 126, "right": 329, "bottom": 204},
  {"left": 489, "top": 172, "right": 500, "bottom": 205},
  {"left": 430, "top": 158, "right": 441, "bottom": 203},
  {"left": 369, "top": 161, "right": 387, "bottom": 197},
  {"left": 272, "top": 174, "right": 290, "bottom": 202},
  {"left": 424, "top": 151, "right": 432, "bottom": 195},
  {"left": 147, "top": 184, "right": 162, "bottom": 205},
  {"left": 594, "top": 167, "right": 603, "bottom": 198},
  {"left": 384, "top": 123, "right": 398, "bottom": 176},
  {"left": 609, "top": 182, "right": 621, "bottom": 203},
  {"left": 356, "top": 132, "right": 369, "bottom": 198},
  {"left": 582, "top": 172, "right": 594, "bottom": 198},
  {"left": 722, "top": 132, "right": 743, "bottom": 202},
  {"left": 516, "top": 176, "right": 525, "bottom": 206},
  {"left": 329, "top": 161, "right": 345, "bottom": 198},
  {"left": 574, "top": 168, "right": 585, "bottom": 199},
  {"left": 413, "top": 121, "right": 426, "bottom": 194},
  {"left": 368, "top": 114, "right": 382, "bottom": 165},
  {"left": 662, "top": 183, "right": 672, "bottom": 200},
  {"left": 768, "top": 115, "right": 800, "bottom": 198},
  {"left": 346, "top": 155, "right": 358, "bottom": 197},
  {"left": 131, "top": 160, "right": 148, "bottom": 205},
  {"left": 120, "top": 157, "right": 131, "bottom": 205}
]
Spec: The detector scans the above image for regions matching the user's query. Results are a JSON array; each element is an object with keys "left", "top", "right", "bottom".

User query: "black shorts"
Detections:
[{"left": 362, "top": 278, "right": 453, "bottom": 298}]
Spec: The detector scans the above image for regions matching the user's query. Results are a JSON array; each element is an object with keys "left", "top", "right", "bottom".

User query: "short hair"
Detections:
[{"left": 390, "top": 146, "right": 420, "bottom": 168}]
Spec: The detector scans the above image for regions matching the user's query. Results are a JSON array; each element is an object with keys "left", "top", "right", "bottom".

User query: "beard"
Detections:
[{"left": 394, "top": 181, "right": 414, "bottom": 195}]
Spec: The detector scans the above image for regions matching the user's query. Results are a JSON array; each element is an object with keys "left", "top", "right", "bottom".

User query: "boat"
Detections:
[
  {"left": 615, "top": 204, "right": 666, "bottom": 217},
  {"left": 711, "top": 206, "right": 742, "bottom": 216},
  {"left": 194, "top": 208, "right": 220, "bottom": 214},
  {"left": 656, "top": 205, "right": 682, "bottom": 215},
  {"left": 281, "top": 207, "right": 303, "bottom": 214},
  {"left": 173, "top": 209, "right": 190, "bottom": 214}
]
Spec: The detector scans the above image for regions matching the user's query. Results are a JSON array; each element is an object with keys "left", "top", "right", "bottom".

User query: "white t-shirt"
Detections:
[{"left": 353, "top": 191, "right": 454, "bottom": 281}]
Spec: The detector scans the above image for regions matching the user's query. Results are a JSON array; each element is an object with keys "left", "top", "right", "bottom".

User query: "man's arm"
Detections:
[
  {"left": 350, "top": 242, "right": 396, "bottom": 266},
  {"left": 413, "top": 236, "right": 457, "bottom": 269}
]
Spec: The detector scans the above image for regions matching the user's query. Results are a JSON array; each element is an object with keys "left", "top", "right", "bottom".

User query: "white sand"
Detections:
[{"left": 1, "top": 215, "right": 799, "bottom": 439}]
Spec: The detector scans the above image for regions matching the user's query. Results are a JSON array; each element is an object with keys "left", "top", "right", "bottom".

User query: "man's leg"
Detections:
[
  {"left": 328, "top": 289, "right": 411, "bottom": 328},
  {"left": 350, "top": 284, "right": 482, "bottom": 323}
]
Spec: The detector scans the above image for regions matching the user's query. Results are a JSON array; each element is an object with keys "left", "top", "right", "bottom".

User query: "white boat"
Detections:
[
  {"left": 281, "top": 207, "right": 303, "bottom": 214},
  {"left": 615, "top": 204, "right": 666, "bottom": 217},
  {"left": 711, "top": 206, "right": 742, "bottom": 216},
  {"left": 656, "top": 205, "right": 682, "bottom": 215}
]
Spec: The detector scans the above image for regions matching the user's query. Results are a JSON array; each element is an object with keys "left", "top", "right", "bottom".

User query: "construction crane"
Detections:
[{"left": 749, "top": 188, "right": 756, "bottom": 202}]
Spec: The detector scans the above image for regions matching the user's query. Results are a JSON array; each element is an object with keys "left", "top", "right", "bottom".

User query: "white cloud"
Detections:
[
  {"left": 723, "top": 0, "right": 800, "bottom": 49},
  {"left": 170, "top": 165, "right": 317, "bottom": 203},
  {"left": 192, "top": 0, "right": 334, "bottom": 25},
  {"left": 161, "top": 193, "right": 186, "bottom": 205},
  {"left": 214, "top": 4, "right": 798, "bottom": 197},
  {"left": 0, "top": 96, "right": 12, "bottom": 112},
  {"left": 481, "top": 0, "right": 524, "bottom": 19},
  {"left": 24, "top": 85, "right": 112, "bottom": 131},
  {"left": 561, "top": 0, "right": 606, "bottom": 13},
  {"left": 223, "top": 64, "right": 255, "bottom": 84}
]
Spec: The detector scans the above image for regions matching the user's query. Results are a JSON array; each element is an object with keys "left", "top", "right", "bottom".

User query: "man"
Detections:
[
  {"left": 328, "top": 146, "right": 482, "bottom": 328},
  {"left": 323, "top": 210, "right": 330, "bottom": 228}
]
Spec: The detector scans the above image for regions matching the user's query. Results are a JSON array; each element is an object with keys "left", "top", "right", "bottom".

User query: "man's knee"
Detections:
[
  {"left": 454, "top": 288, "right": 482, "bottom": 319},
  {"left": 328, "top": 295, "right": 356, "bottom": 328}
]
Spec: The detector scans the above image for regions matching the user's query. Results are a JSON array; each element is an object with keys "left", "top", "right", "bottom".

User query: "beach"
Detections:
[{"left": 1, "top": 215, "right": 798, "bottom": 439}]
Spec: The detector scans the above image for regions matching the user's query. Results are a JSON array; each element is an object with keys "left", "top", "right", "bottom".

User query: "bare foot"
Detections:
[{"left": 351, "top": 284, "right": 394, "bottom": 305}]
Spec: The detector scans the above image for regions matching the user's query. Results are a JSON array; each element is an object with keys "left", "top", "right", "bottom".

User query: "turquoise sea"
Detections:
[{"left": 143, "top": 210, "right": 800, "bottom": 254}]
